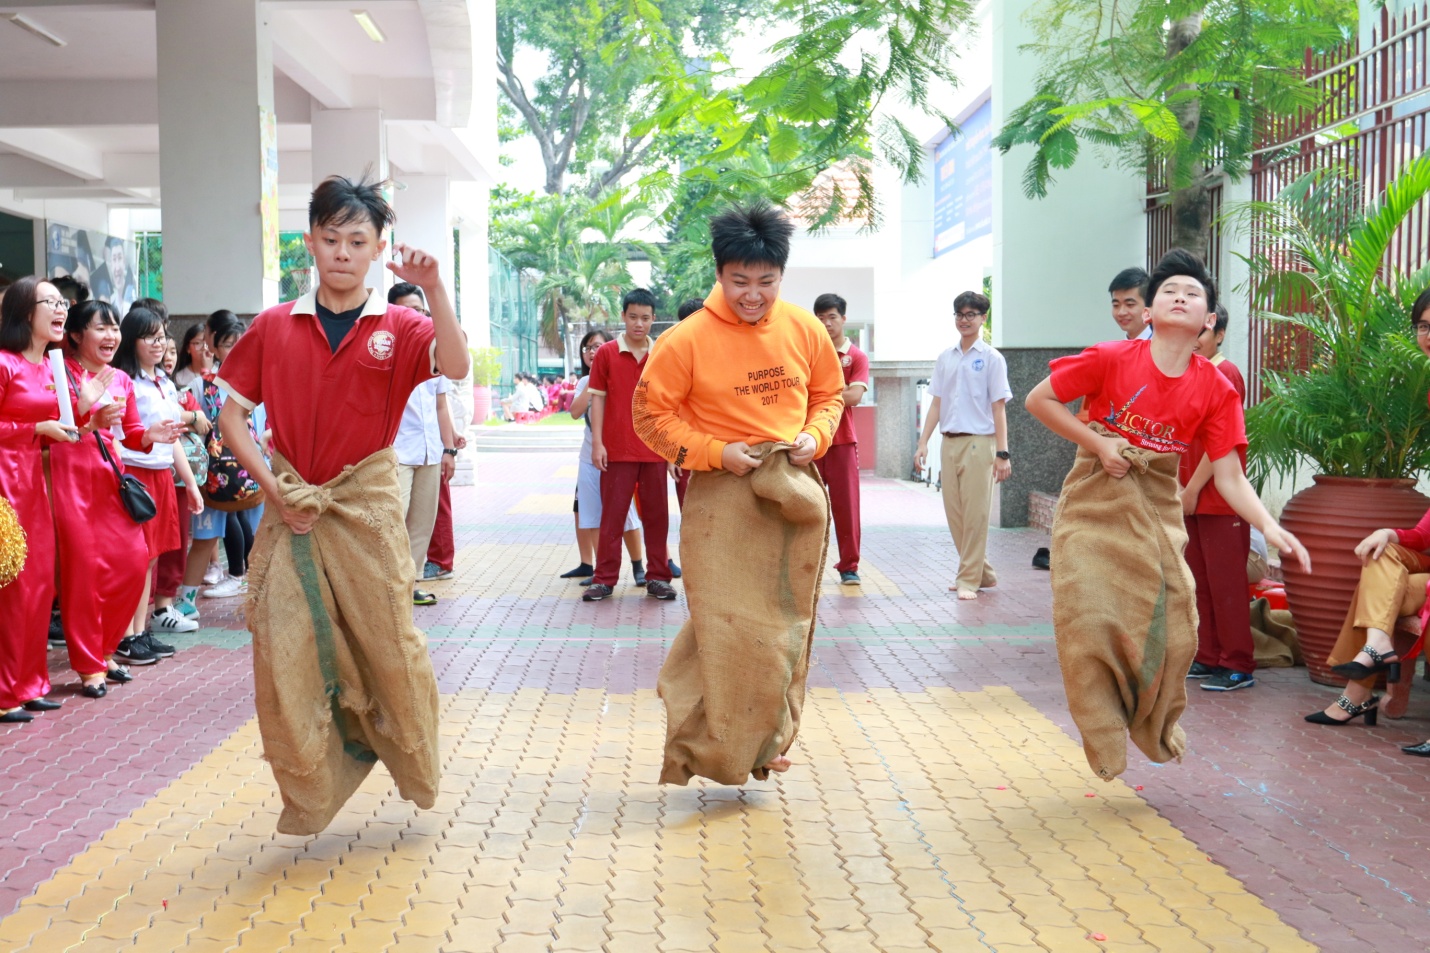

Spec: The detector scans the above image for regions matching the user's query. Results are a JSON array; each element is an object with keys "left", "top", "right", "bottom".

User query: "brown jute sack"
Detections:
[
  {"left": 1051, "top": 425, "right": 1196, "bottom": 781},
  {"left": 246, "top": 448, "right": 441, "bottom": 834},
  {"left": 659, "top": 444, "right": 830, "bottom": 785}
]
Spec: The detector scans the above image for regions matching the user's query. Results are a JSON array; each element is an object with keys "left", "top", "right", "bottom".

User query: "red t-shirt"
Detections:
[
  {"left": 1177, "top": 357, "right": 1247, "bottom": 515},
  {"left": 587, "top": 335, "right": 662, "bottom": 463},
  {"left": 217, "top": 290, "right": 436, "bottom": 485},
  {"left": 1049, "top": 339, "right": 1246, "bottom": 461},
  {"left": 832, "top": 340, "right": 869, "bottom": 446}
]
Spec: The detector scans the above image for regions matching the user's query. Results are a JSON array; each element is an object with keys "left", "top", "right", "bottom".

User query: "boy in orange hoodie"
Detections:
[{"left": 633, "top": 202, "right": 844, "bottom": 784}]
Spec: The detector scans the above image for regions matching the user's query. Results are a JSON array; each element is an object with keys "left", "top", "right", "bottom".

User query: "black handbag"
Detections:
[{"left": 96, "top": 432, "right": 157, "bottom": 524}]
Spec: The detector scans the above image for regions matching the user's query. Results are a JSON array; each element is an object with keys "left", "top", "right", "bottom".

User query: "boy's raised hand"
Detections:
[
  {"left": 1265, "top": 524, "right": 1312, "bottom": 573},
  {"left": 1095, "top": 435, "right": 1133, "bottom": 479},
  {"left": 387, "top": 243, "right": 441, "bottom": 288}
]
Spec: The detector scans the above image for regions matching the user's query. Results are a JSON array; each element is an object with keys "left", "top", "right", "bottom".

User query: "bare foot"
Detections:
[
  {"left": 956, "top": 589, "right": 978, "bottom": 601},
  {"left": 762, "top": 755, "right": 792, "bottom": 774}
]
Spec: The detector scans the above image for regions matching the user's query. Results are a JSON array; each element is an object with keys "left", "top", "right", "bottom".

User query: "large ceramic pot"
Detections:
[
  {"left": 471, "top": 385, "right": 492, "bottom": 425},
  {"left": 1279, "top": 475, "right": 1430, "bottom": 685}
]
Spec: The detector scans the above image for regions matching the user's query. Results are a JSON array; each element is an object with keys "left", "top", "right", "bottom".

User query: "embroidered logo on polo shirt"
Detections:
[
  {"left": 973, "top": 358, "right": 986, "bottom": 372},
  {"left": 367, "top": 331, "right": 395, "bottom": 361},
  {"left": 840, "top": 354, "right": 852, "bottom": 368}
]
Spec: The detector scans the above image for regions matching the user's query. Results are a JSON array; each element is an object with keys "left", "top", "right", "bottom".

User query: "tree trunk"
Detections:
[{"left": 1166, "top": 11, "right": 1211, "bottom": 261}]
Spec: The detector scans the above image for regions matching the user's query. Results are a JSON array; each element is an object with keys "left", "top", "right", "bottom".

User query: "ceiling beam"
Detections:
[
  {"left": 0, "top": 80, "right": 158, "bottom": 128},
  {"left": 0, "top": 128, "right": 104, "bottom": 179},
  {"left": 0, "top": 155, "right": 86, "bottom": 188},
  {"left": 269, "top": 13, "right": 354, "bottom": 109}
]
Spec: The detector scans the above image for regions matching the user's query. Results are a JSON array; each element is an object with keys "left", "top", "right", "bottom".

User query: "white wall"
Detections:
[{"left": 992, "top": 0, "right": 1146, "bottom": 349}]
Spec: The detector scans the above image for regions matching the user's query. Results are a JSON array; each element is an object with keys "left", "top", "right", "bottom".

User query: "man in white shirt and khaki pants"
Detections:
[{"left": 915, "top": 291, "right": 1013, "bottom": 600}]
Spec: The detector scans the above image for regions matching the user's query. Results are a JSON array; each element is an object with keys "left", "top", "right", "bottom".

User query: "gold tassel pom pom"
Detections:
[{"left": 0, "top": 496, "right": 27, "bottom": 589}]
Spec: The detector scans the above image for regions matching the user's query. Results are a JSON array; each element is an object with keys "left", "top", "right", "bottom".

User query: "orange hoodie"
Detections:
[{"left": 632, "top": 284, "right": 845, "bottom": 471}]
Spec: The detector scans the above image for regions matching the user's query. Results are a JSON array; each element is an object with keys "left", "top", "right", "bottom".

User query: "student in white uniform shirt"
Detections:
[
  {"left": 1110, "top": 266, "right": 1153, "bottom": 341},
  {"left": 914, "top": 291, "right": 1013, "bottom": 600},
  {"left": 390, "top": 283, "right": 458, "bottom": 607}
]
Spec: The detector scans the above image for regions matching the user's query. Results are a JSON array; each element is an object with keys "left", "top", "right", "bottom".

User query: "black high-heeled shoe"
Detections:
[
  {"left": 106, "top": 667, "right": 133, "bottom": 684},
  {"left": 1331, "top": 644, "right": 1401, "bottom": 682},
  {"left": 81, "top": 682, "right": 107, "bottom": 699},
  {"left": 23, "top": 698, "right": 61, "bottom": 711},
  {"left": 0, "top": 710, "right": 34, "bottom": 724},
  {"left": 1401, "top": 741, "right": 1430, "bottom": 757},
  {"left": 1305, "top": 694, "right": 1380, "bottom": 726}
]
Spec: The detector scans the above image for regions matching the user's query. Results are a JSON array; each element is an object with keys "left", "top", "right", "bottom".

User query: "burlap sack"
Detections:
[
  {"left": 1249, "top": 598, "right": 1303, "bottom": 668},
  {"left": 247, "top": 448, "right": 441, "bottom": 834},
  {"left": 1051, "top": 425, "right": 1196, "bottom": 780},
  {"left": 659, "top": 444, "right": 830, "bottom": 785}
]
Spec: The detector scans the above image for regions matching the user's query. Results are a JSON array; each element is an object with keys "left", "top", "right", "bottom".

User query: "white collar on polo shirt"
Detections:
[{"left": 292, "top": 288, "right": 389, "bottom": 318}]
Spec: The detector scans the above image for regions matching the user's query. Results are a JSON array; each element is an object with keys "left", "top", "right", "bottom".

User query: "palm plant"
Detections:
[{"left": 1239, "top": 154, "right": 1430, "bottom": 483}]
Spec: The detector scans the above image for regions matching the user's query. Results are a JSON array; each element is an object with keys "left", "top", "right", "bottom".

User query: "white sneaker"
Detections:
[
  {"left": 202, "top": 577, "right": 247, "bottom": 599},
  {"left": 203, "top": 563, "right": 224, "bottom": 585},
  {"left": 151, "top": 606, "right": 199, "bottom": 633}
]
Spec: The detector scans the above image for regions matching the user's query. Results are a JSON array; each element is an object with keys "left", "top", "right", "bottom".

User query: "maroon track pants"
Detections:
[
  {"left": 1184, "top": 513, "right": 1254, "bottom": 674},
  {"left": 594, "top": 461, "right": 671, "bottom": 586},
  {"left": 426, "top": 476, "right": 454, "bottom": 572},
  {"left": 815, "top": 442, "right": 861, "bottom": 574}
]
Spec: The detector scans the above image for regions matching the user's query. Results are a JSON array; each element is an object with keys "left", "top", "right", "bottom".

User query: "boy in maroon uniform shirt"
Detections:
[
  {"left": 812, "top": 293, "right": 869, "bottom": 585},
  {"left": 1178, "top": 304, "right": 1256, "bottom": 690},
  {"left": 583, "top": 288, "right": 676, "bottom": 602},
  {"left": 217, "top": 174, "right": 470, "bottom": 833}
]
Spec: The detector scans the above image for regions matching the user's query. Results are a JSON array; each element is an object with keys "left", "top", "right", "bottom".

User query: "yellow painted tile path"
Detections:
[{"left": 0, "top": 687, "right": 1313, "bottom": 952}]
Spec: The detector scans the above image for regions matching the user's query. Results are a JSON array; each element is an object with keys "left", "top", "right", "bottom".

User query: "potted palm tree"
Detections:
[
  {"left": 1242, "top": 154, "right": 1430, "bottom": 685},
  {"left": 469, "top": 347, "right": 503, "bottom": 424}
]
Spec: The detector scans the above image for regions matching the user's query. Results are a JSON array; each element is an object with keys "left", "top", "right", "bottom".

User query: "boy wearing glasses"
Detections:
[{"left": 915, "top": 291, "right": 1012, "bottom": 600}]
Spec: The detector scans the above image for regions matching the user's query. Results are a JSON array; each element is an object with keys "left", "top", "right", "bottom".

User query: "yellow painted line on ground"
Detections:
[
  {"left": 505, "top": 494, "right": 575, "bottom": 515},
  {"left": 551, "top": 465, "right": 579, "bottom": 479},
  {"left": 823, "top": 560, "right": 903, "bottom": 598},
  {"left": 0, "top": 688, "right": 1312, "bottom": 952}
]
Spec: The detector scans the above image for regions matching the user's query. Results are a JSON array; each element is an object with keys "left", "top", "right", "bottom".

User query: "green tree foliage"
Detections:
[
  {"left": 493, "top": 189, "right": 656, "bottom": 351},
  {"left": 496, "top": 0, "right": 749, "bottom": 197},
  {"left": 1238, "top": 154, "right": 1430, "bottom": 481},
  {"left": 992, "top": 0, "right": 1356, "bottom": 258}
]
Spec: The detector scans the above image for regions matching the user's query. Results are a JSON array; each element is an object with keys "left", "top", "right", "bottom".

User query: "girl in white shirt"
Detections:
[{"left": 112, "top": 307, "right": 204, "bottom": 664}]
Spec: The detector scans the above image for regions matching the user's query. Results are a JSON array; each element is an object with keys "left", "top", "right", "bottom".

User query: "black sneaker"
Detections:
[
  {"left": 582, "top": 584, "right": 614, "bottom": 602},
  {"left": 632, "top": 561, "right": 647, "bottom": 587},
  {"left": 1032, "top": 547, "right": 1051, "bottom": 571},
  {"left": 646, "top": 580, "right": 677, "bottom": 601},
  {"left": 1186, "top": 662, "right": 1226, "bottom": 679},
  {"left": 1202, "top": 671, "right": 1256, "bottom": 691},
  {"left": 139, "top": 631, "right": 176, "bottom": 659},
  {"left": 114, "top": 636, "right": 159, "bottom": 666},
  {"left": 48, "top": 612, "right": 65, "bottom": 648}
]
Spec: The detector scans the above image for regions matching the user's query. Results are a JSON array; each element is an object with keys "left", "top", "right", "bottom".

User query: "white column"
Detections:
[
  {"left": 156, "top": 0, "right": 276, "bottom": 315},
  {"left": 310, "top": 106, "right": 389, "bottom": 291},
  {"left": 456, "top": 186, "right": 491, "bottom": 347},
  {"left": 393, "top": 175, "right": 453, "bottom": 292}
]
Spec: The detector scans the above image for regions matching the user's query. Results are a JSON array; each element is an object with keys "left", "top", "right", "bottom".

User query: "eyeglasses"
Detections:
[
  {"left": 1415, "top": 322, "right": 1430, "bottom": 338},
  {"left": 140, "top": 333, "right": 167, "bottom": 345},
  {"left": 955, "top": 311, "right": 986, "bottom": 321},
  {"left": 582, "top": 344, "right": 601, "bottom": 352},
  {"left": 39, "top": 297, "right": 70, "bottom": 311}
]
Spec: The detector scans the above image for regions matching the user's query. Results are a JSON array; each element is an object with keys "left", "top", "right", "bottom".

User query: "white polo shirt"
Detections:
[
  {"left": 117, "top": 370, "right": 182, "bottom": 469},
  {"left": 394, "top": 375, "right": 453, "bottom": 466},
  {"left": 927, "top": 337, "right": 1013, "bottom": 436}
]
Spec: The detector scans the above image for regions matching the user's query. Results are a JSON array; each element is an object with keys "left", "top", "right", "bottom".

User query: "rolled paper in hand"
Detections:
[{"left": 48, "top": 349, "right": 75, "bottom": 428}]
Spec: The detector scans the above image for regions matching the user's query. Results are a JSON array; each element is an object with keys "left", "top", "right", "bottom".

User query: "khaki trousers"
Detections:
[
  {"left": 1327, "top": 543, "right": 1430, "bottom": 688},
  {"left": 940, "top": 434, "right": 997, "bottom": 594},
  {"left": 396, "top": 463, "right": 442, "bottom": 576}
]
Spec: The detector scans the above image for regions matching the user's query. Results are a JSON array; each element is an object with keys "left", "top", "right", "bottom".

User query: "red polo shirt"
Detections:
[
  {"left": 216, "top": 289, "right": 437, "bottom": 485},
  {"left": 587, "top": 333, "right": 662, "bottom": 463},
  {"left": 832, "top": 339, "right": 869, "bottom": 446}
]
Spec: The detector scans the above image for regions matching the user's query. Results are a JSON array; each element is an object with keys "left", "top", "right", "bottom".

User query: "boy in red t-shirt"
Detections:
[
  {"left": 583, "top": 288, "right": 675, "bottom": 602},
  {"left": 1026, "top": 249, "right": 1309, "bottom": 776},
  {"left": 1177, "top": 304, "right": 1257, "bottom": 690},
  {"left": 812, "top": 292, "right": 870, "bottom": 585}
]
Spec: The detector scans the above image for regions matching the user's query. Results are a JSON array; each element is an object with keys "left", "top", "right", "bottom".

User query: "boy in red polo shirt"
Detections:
[
  {"left": 812, "top": 292, "right": 869, "bottom": 586},
  {"left": 1025, "top": 248, "right": 1309, "bottom": 780},
  {"left": 216, "top": 174, "right": 470, "bottom": 834},
  {"left": 583, "top": 288, "right": 675, "bottom": 602}
]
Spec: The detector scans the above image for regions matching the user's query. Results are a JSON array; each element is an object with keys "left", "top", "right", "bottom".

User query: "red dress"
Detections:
[
  {"left": 49, "top": 360, "right": 149, "bottom": 675},
  {"left": 0, "top": 350, "right": 57, "bottom": 709}
]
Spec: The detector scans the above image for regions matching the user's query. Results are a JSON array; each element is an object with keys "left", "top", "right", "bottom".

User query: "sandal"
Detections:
[
  {"left": 1331, "top": 644, "right": 1401, "bottom": 682},
  {"left": 1304, "top": 694, "right": 1379, "bottom": 726}
]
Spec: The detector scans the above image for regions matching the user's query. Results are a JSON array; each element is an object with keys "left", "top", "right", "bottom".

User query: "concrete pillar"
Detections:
[
  {"left": 310, "top": 107, "right": 389, "bottom": 291},
  {"left": 156, "top": 0, "right": 276, "bottom": 316},
  {"left": 868, "top": 361, "right": 935, "bottom": 478},
  {"left": 394, "top": 175, "right": 453, "bottom": 292}
]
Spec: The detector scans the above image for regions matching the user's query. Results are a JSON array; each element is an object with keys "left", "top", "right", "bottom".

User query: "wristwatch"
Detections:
[
  {"left": 995, "top": 451, "right": 1010, "bottom": 461},
  {"left": 442, "top": 448, "right": 459, "bottom": 457}
]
